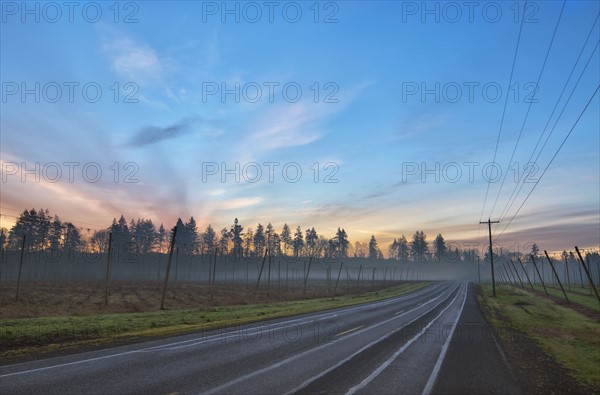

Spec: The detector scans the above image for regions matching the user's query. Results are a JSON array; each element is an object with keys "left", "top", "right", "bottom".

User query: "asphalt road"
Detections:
[{"left": 0, "top": 282, "right": 521, "bottom": 394}]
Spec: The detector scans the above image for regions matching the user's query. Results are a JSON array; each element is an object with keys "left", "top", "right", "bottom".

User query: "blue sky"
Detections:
[{"left": 1, "top": 0, "right": 599, "bottom": 254}]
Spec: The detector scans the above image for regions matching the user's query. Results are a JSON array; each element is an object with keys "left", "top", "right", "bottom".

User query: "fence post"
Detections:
[
  {"left": 544, "top": 251, "right": 569, "bottom": 303},
  {"left": 509, "top": 259, "right": 524, "bottom": 287},
  {"left": 334, "top": 262, "right": 344, "bottom": 295},
  {"left": 501, "top": 265, "right": 513, "bottom": 285},
  {"left": 174, "top": 247, "right": 179, "bottom": 288},
  {"left": 517, "top": 257, "right": 535, "bottom": 291},
  {"left": 303, "top": 256, "right": 313, "bottom": 297},
  {"left": 15, "top": 235, "right": 26, "bottom": 302},
  {"left": 371, "top": 267, "right": 376, "bottom": 287},
  {"left": 210, "top": 248, "right": 218, "bottom": 301},
  {"left": 104, "top": 233, "right": 113, "bottom": 306},
  {"left": 157, "top": 253, "right": 162, "bottom": 285},
  {"left": 530, "top": 255, "right": 548, "bottom": 295},
  {"left": 586, "top": 255, "right": 593, "bottom": 295},
  {"left": 575, "top": 246, "right": 600, "bottom": 302},
  {"left": 504, "top": 262, "right": 517, "bottom": 285},
  {"left": 356, "top": 265, "right": 363, "bottom": 288},
  {"left": 254, "top": 248, "right": 268, "bottom": 298},
  {"left": 267, "top": 252, "right": 272, "bottom": 296},
  {"left": 564, "top": 255, "right": 571, "bottom": 291},
  {"left": 160, "top": 225, "right": 178, "bottom": 310}
]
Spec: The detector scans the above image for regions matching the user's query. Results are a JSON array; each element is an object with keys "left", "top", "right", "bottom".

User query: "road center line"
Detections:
[
  {"left": 282, "top": 284, "right": 460, "bottom": 395},
  {"left": 334, "top": 326, "right": 364, "bottom": 337},
  {"left": 153, "top": 284, "right": 446, "bottom": 352},
  {"left": 345, "top": 283, "right": 465, "bottom": 395},
  {"left": 206, "top": 284, "right": 455, "bottom": 395},
  {"left": 146, "top": 282, "right": 446, "bottom": 352}
]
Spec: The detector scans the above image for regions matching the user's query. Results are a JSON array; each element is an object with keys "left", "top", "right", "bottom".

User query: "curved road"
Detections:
[{"left": 0, "top": 282, "right": 521, "bottom": 394}]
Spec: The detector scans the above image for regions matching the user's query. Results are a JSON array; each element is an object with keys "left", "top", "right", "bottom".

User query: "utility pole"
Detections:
[{"left": 480, "top": 218, "right": 499, "bottom": 297}]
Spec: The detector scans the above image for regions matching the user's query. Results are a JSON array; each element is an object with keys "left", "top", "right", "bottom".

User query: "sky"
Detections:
[{"left": 1, "top": 0, "right": 599, "bottom": 256}]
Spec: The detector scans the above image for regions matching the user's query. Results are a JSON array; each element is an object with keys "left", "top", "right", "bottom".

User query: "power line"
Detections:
[
  {"left": 530, "top": 42, "right": 599, "bottom": 166},
  {"left": 489, "top": 0, "right": 566, "bottom": 218},
  {"left": 495, "top": 40, "right": 599, "bottom": 232},
  {"left": 496, "top": 15, "right": 600, "bottom": 224},
  {"left": 496, "top": 84, "right": 599, "bottom": 242},
  {"left": 478, "top": 0, "right": 528, "bottom": 245},
  {"left": 479, "top": 0, "right": 529, "bottom": 224}
]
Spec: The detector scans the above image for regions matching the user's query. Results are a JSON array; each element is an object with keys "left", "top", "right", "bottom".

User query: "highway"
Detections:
[{"left": 0, "top": 282, "right": 521, "bottom": 394}]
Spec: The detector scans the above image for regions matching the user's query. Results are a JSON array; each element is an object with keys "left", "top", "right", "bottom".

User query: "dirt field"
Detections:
[{"left": 0, "top": 280, "right": 400, "bottom": 319}]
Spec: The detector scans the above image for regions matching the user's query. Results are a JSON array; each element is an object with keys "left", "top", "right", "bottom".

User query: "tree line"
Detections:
[{"left": 1, "top": 208, "right": 482, "bottom": 262}]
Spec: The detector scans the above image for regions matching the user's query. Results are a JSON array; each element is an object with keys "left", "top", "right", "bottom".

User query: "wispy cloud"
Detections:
[
  {"left": 103, "top": 36, "right": 165, "bottom": 82},
  {"left": 128, "top": 118, "right": 195, "bottom": 147},
  {"left": 250, "top": 103, "right": 323, "bottom": 150},
  {"left": 397, "top": 112, "right": 445, "bottom": 140},
  {"left": 128, "top": 117, "right": 223, "bottom": 147},
  {"left": 206, "top": 188, "right": 226, "bottom": 197},
  {"left": 247, "top": 81, "right": 371, "bottom": 152},
  {"left": 213, "top": 197, "right": 263, "bottom": 210}
]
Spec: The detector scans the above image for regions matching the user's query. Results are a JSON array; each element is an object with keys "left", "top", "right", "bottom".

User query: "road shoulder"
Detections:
[
  {"left": 477, "top": 285, "right": 599, "bottom": 395},
  {"left": 432, "top": 282, "right": 522, "bottom": 394}
]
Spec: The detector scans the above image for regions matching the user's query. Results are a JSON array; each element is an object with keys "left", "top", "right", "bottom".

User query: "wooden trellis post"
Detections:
[{"left": 160, "top": 225, "right": 178, "bottom": 310}]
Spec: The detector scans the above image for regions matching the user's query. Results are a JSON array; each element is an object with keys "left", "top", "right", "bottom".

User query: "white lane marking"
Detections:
[
  {"left": 334, "top": 326, "right": 364, "bottom": 337},
  {"left": 151, "top": 313, "right": 341, "bottom": 351},
  {"left": 394, "top": 310, "right": 405, "bottom": 315},
  {"left": 283, "top": 284, "right": 461, "bottom": 395},
  {"left": 0, "top": 350, "right": 141, "bottom": 379},
  {"left": 0, "top": 312, "right": 340, "bottom": 378},
  {"left": 206, "top": 285, "right": 456, "bottom": 395},
  {"left": 155, "top": 284, "right": 447, "bottom": 352},
  {"left": 421, "top": 283, "right": 468, "bottom": 395},
  {"left": 142, "top": 312, "right": 340, "bottom": 351},
  {"left": 0, "top": 283, "right": 446, "bottom": 378},
  {"left": 345, "top": 283, "right": 465, "bottom": 395},
  {"left": 153, "top": 282, "right": 444, "bottom": 352}
]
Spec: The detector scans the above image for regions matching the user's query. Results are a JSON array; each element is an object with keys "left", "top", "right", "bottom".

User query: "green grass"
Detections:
[
  {"left": 0, "top": 282, "right": 428, "bottom": 358},
  {"left": 528, "top": 284, "right": 600, "bottom": 312},
  {"left": 478, "top": 284, "right": 600, "bottom": 388}
]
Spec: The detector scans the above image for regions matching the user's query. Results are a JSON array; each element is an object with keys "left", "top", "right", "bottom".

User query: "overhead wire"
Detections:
[
  {"left": 488, "top": 1, "right": 567, "bottom": 218},
  {"left": 495, "top": 14, "right": 600, "bottom": 225},
  {"left": 478, "top": 0, "right": 529, "bottom": 244},
  {"left": 495, "top": 84, "right": 599, "bottom": 242},
  {"left": 495, "top": 39, "right": 600, "bottom": 236}
]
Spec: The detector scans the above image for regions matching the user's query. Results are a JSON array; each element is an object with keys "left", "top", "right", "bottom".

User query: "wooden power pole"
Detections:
[{"left": 480, "top": 219, "right": 499, "bottom": 297}]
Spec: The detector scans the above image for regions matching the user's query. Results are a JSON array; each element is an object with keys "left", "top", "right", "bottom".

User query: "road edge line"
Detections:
[
  {"left": 421, "top": 282, "right": 468, "bottom": 395},
  {"left": 345, "top": 283, "right": 465, "bottom": 395}
]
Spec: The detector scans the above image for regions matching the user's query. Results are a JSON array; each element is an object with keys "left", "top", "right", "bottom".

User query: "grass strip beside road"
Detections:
[
  {"left": 0, "top": 282, "right": 428, "bottom": 359},
  {"left": 478, "top": 284, "right": 600, "bottom": 389},
  {"left": 529, "top": 284, "right": 600, "bottom": 312}
]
